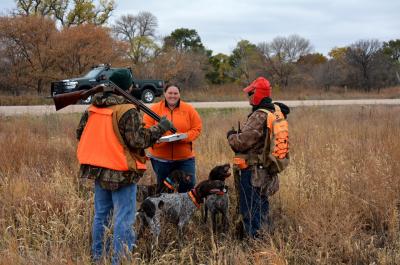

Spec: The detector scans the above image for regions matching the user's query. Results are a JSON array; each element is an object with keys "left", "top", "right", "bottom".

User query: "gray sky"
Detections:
[{"left": 1, "top": 0, "right": 399, "bottom": 56}]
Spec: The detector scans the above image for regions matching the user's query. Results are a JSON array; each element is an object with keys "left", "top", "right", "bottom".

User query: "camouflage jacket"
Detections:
[
  {"left": 228, "top": 97, "right": 290, "bottom": 196},
  {"left": 228, "top": 109, "right": 268, "bottom": 158},
  {"left": 77, "top": 92, "right": 166, "bottom": 190},
  {"left": 228, "top": 97, "right": 290, "bottom": 158}
]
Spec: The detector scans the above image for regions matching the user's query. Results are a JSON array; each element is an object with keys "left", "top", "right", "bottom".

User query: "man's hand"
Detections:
[
  {"left": 158, "top": 116, "right": 174, "bottom": 132},
  {"left": 226, "top": 128, "right": 237, "bottom": 139}
]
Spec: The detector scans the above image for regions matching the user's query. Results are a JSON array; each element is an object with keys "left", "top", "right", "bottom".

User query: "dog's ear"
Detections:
[
  {"left": 142, "top": 199, "right": 156, "bottom": 218},
  {"left": 224, "top": 164, "right": 230, "bottom": 171}
]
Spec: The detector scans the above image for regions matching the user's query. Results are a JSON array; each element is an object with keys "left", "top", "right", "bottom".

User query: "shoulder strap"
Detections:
[
  {"left": 257, "top": 107, "right": 275, "bottom": 130},
  {"left": 274, "top": 104, "right": 281, "bottom": 113}
]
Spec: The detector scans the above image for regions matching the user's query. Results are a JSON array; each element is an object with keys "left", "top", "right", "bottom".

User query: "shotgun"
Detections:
[{"left": 52, "top": 81, "right": 177, "bottom": 133}]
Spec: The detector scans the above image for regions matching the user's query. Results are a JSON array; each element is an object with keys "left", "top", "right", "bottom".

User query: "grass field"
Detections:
[
  {"left": 1, "top": 106, "right": 400, "bottom": 264},
  {"left": 1, "top": 85, "right": 399, "bottom": 106}
]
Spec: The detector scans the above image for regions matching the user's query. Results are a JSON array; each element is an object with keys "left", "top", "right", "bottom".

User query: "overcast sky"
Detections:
[{"left": 1, "top": 0, "right": 399, "bottom": 56}]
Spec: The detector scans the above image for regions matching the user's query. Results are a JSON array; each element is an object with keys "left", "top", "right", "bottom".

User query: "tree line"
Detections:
[{"left": 0, "top": 0, "right": 399, "bottom": 95}]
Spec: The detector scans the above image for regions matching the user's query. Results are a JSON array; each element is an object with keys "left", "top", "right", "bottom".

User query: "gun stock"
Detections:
[{"left": 53, "top": 85, "right": 104, "bottom": 111}]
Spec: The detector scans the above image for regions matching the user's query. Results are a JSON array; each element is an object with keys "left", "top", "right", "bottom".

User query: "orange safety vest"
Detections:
[
  {"left": 233, "top": 105, "right": 289, "bottom": 173},
  {"left": 77, "top": 104, "right": 147, "bottom": 172},
  {"left": 259, "top": 105, "right": 289, "bottom": 172}
]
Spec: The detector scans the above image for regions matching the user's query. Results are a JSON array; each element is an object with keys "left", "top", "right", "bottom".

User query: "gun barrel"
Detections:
[
  {"left": 109, "top": 82, "right": 177, "bottom": 133},
  {"left": 52, "top": 82, "right": 177, "bottom": 133}
]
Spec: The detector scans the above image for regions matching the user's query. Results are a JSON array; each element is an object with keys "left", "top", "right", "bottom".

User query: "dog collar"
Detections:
[
  {"left": 163, "top": 177, "right": 176, "bottom": 192},
  {"left": 188, "top": 189, "right": 201, "bottom": 209},
  {"left": 216, "top": 187, "right": 228, "bottom": 196}
]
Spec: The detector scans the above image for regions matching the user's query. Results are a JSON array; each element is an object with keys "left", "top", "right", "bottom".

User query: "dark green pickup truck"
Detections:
[{"left": 50, "top": 64, "right": 164, "bottom": 103}]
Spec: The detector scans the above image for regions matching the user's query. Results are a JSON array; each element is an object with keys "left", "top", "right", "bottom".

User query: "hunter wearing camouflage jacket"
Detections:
[
  {"left": 76, "top": 92, "right": 166, "bottom": 190},
  {"left": 228, "top": 97, "right": 290, "bottom": 194},
  {"left": 228, "top": 98, "right": 290, "bottom": 150},
  {"left": 227, "top": 77, "right": 290, "bottom": 238}
]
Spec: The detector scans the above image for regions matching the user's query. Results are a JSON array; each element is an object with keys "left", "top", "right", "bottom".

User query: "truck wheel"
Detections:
[
  {"left": 81, "top": 95, "right": 92, "bottom": 104},
  {"left": 141, "top": 89, "right": 155, "bottom": 103}
]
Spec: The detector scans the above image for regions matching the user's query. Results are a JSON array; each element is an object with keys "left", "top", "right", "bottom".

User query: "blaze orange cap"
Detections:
[
  {"left": 243, "top": 77, "right": 271, "bottom": 105},
  {"left": 243, "top": 77, "right": 271, "bottom": 93}
]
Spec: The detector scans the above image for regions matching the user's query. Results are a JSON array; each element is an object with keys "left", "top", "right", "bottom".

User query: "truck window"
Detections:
[
  {"left": 84, "top": 68, "right": 103, "bottom": 79},
  {"left": 103, "top": 69, "right": 115, "bottom": 78}
]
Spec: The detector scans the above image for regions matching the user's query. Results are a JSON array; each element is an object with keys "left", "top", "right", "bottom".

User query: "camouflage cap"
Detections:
[{"left": 109, "top": 69, "right": 133, "bottom": 90}]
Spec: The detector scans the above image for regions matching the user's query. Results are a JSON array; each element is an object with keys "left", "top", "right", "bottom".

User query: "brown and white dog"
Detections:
[
  {"left": 137, "top": 179, "right": 225, "bottom": 245},
  {"left": 136, "top": 170, "right": 192, "bottom": 202}
]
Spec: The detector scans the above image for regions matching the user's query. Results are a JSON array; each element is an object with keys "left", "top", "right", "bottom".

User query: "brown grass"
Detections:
[
  {"left": 1, "top": 106, "right": 400, "bottom": 264},
  {"left": 1, "top": 85, "right": 400, "bottom": 106},
  {"left": 181, "top": 85, "right": 400, "bottom": 102},
  {"left": 0, "top": 95, "right": 54, "bottom": 106}
]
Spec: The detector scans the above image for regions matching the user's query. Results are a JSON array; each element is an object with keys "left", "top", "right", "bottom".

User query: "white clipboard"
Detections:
[{"left": 158, "top": 133, "right": 188, "bottom": 143}]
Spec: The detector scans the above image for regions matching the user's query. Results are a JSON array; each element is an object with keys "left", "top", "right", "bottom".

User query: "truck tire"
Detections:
[{"left": 141, "top": 88, "right": 155, "bottom": 103}]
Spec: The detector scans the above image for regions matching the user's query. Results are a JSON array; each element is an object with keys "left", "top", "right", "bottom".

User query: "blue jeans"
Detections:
[
  {"left": 92, "top": 181, "right": 137, "bottom": 265},
  {"left": 239, "top": 168, "right": 269, "bottom": 237},
  {"left": 150, "top": 157, "right": 196, "bottom": 192}
]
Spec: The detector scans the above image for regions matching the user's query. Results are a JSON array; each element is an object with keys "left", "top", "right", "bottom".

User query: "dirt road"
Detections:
[{"left": 1, "top": 99, "right": 399, "bottom": 116}]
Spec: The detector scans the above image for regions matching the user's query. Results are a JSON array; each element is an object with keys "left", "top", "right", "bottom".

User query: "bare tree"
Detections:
[
  {"left": 112, "top": 14, "right": 138, "bottom": 43},
  {"left": 345, "top": 39, "right": 382, "bottom": 91},
  {"left": 136, "top": 11, "right": 157, "bottom": 37},
  {"left": 258, "top": 34, "right": 313, "bottom": 88},
  {"left": 112, "top": 11, "right": 158, "bottom": 65}
]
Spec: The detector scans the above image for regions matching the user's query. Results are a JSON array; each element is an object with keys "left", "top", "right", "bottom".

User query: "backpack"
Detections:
[{"left": 258, "top": 104, "right": 289, "bottom": 173}]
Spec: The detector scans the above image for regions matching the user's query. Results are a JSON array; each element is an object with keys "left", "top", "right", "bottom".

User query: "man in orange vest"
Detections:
[
  {"left": 227, "top": 77, "right": 290, "bottom": 238},
  {"left": 76, "top": 69, "right": 173, "bottom": 264}
]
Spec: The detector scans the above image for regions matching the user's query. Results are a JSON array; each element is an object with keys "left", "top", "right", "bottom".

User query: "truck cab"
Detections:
[{"left": 51, "top": 64, "right": 164, "bottom": 103}]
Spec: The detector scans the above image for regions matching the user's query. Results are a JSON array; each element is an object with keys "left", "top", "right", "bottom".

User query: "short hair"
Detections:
[{"left": 164, "top": 84, "right": 181, "bottom": 92}]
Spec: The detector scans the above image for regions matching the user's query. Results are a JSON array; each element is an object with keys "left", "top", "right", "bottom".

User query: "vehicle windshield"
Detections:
[{"left": 84, "top": 68, "right": 103, "bottom": 79}]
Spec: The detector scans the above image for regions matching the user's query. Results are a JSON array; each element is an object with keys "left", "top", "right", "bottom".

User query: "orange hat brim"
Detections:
[{"left": 243, "top": 84, "right": 255, "bottom": 93}]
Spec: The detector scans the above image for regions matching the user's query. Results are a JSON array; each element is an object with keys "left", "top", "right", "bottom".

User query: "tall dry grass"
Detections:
[
  {"left": 1, "top": 85, "right": 399, "bottom": 106},
  {"left": 1, "top": 106, "right": 400, "bottom": 264},
  {"left": 0, "top": 95, "right": 53, "bottom": 106},
  {"left": 181, "top": 85, "right": 400, "bottom": 102}
]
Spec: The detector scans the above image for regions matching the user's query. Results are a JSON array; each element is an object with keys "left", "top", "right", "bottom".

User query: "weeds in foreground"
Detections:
[{"left": 1, "top": 106, "right": 400, "bottom": 264}]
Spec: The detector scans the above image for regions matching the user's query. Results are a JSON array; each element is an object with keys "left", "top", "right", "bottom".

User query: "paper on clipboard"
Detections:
[{"left": 158, "top": 133, "right": 187, "bottom": 143}]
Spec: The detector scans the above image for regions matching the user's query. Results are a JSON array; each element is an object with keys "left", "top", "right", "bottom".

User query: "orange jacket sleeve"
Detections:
[{"left": 181, "top": 106, "right": 202, "bottom": 143}]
